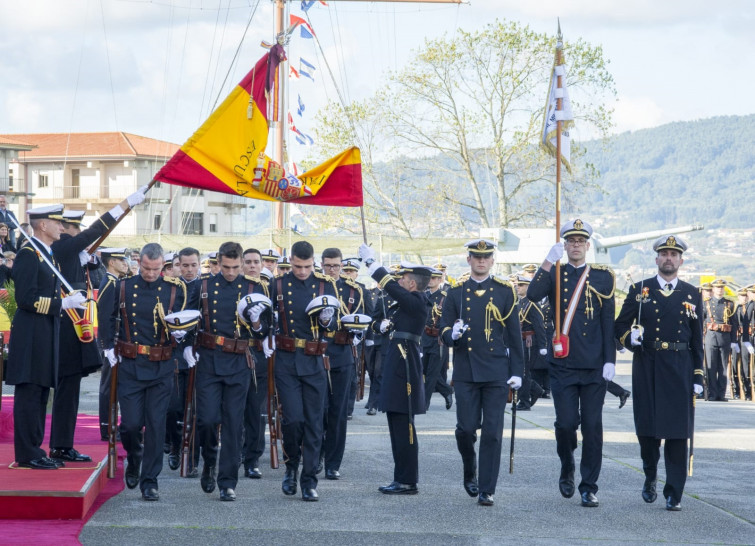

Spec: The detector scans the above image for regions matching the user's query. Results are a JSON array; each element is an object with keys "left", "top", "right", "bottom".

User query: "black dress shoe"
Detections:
[
  {"left": 186, "top": 466, "right": 199, "bottom": 478},
  {"left": 142, "top": 488, "right": 159, "bottom": 501},
  {"left": 50, "top": 448, "right": 92, "bottom": 463},
  {"left": 316, "top": 457, "right": 324, "bottom": 474},
  {"left": 163, "top": 442, "right": 171, "bottom": 454},
  {"left": 220, "top": 488, "right": 236, "bottom": 501},
  {"left": 619, "top": 390, "right": 631, "bottom": 409},
  {"left": 302, "top": 488, "right": 319, "bottom": 501},
  {"left": 366, "top": 407, "right": 377, "bottom": 416},
  {"left": 282, "top": 467, "right": 298, "bottom": 496},
  {"left": 245, "top": 466, "right": 262, "bottom": 479},
  {"left": 201, "top": 464, "right": 217, "bottom": 493},
  {"left": 515, "top": 402, "right": 531, "bottom": 411},
  {"left": 378, "top": 482, "right": 418, "bottom": 495},
  {"left": 125, "top": 458, "right": 141, "bottom": 489},
  {"left": 665, "top": 496, "right": 681, "bottom": 511},
  {"left": 463, "top": 477, "right": 479, "bottom": 497},
  {"left": 18, "top": 458, "right": 59, "bottom": 469},
  {"left": 445, "top": 393, "right": 453, "bottom": 410},
  {"left": 168, "top": 451, "right": 180, "bottom": 471},
  {"left": 541, "top": 391, "right": 551, "bottom": 399},
  {"left": 477, "top": 492, "right": 494, "bottom": 506},
  {"left": 642, "top": 478, "right": 657, "bottom": 503},
  {"left": 325, "top": 469, "right": 340, "bottom": 480},
  {"left": 581, "top": 491, "right": 599, "bottom": 507},
  {"left": 559, "top": 466, "right": 575, "bottom": 498}
]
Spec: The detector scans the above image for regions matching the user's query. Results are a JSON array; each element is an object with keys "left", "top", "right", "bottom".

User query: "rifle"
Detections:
[
  {"left": 688, "top": 393, "right": 696, "bottom": 476},
  {"left": 107, "top": 286, "right": 124, "bottom": 479},
  {"left": 180, "top": 351, "right": 197, "bottom": 477},
  {"left": 509, "top": 389, "right": 518, "bottom": 474},
  {"left": 350, "top": 340, "right": 363, "bottom": 402},
  {"left": 735, "top": 346, "right": 744, "bottom": 400},
  {"left": 358, "top": 343, "right": 366, "bottom": 401},
  {"left": 266, "top": 329, "right": 280, "bottom": 469}
]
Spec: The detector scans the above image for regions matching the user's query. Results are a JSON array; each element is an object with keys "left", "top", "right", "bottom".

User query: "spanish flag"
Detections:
[{"left": 155, "top": 46, "right": 362, "bottom": 207}]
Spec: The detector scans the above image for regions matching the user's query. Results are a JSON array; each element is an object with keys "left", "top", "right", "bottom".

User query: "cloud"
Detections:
[{"left": 612, "top": 95, "right": 664, "bottom": 133}]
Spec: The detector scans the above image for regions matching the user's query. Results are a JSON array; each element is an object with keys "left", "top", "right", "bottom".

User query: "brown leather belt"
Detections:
[
  {"left": 424, "top": 326, "right": 439, "bottom": 337},
  {"left": 116, "top": 340, "right": 172, "bottom": 362},
  {"left": 325, "top": 330, "right": 351, "bottom": 345},
  {"left": 522, "top": 331, "right": 534, "bottom": 340},
  {"left": 197, "top": 331, "right": 250, "bottom": 355},
  {"left": 275, "top": 335, "right": 328, "bottom": 355},
  {"left": 708, "top": 323, "right": 732, "bottom": 333}
]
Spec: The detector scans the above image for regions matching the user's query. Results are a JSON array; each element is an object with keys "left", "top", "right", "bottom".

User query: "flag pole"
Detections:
[
  {"left": 554, "top": 20, "right": 564, "bottom": 340},
  {"left": 360, "top": 207, "right": 368, "bottom": 244}
]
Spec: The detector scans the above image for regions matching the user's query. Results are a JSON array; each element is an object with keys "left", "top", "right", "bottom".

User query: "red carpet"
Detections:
[{"left": 0, "top": 395, "right": 125, "bottom": 544}]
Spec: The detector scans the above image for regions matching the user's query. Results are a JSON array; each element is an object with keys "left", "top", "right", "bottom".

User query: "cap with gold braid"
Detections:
[
  {"left": 61, "top": 210, "right": 87, "bottom": 227},
  {"left": 652, "top": 234, "right": 688, "bottom": 254},
  {"left": 26, "top": 204, "right": 65, "bottom": 221},
  {"left": 464, "top": 239, "right": 496, "bottom": 256},
  {"left": 560, "top": 218, "right": 593, "bottom": 239}
]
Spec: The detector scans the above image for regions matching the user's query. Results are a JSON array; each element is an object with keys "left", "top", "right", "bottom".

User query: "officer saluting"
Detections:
[
  {"left": 615, "top": 235, "right": 704, "bottom": 511},
  {"left": 527, "top": 219, "right": 616, "bottom": 508},
  {"left": 7, "top": 205, "right": 87, "bottom": 469},
  {"left": 440, "top": 240, "right": 524, "bottom": 506},
  {"left": 359, "top": 244, "right": 432, "bottom": 495},
  {"left": 103, "top": 243, "right": 187, "bottom": 501}
]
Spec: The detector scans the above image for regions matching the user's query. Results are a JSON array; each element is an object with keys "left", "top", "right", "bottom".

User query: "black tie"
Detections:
[{"left": 665, "top": 283, "right": 672, "bottom": 291}]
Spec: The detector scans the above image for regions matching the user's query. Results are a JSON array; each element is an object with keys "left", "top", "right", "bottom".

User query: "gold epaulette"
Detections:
[
  {"left": 589, "top": 263, "right": 615, "bottom": 276},
  {"left": 162, "top": 275, "right": 188, "bottom": 310},
  {"left": 440, "top": 290, "right": 447, "bottom": 297},
  {"left": 244, "top": 274, "right": 262, "bottom": 283},
  {"left": 492, "top": 276, "right": 514, "bottom": 288},
  {"left": 342, "top": 277, "right": 360, "bottom": 289},
  {"left": 587, "top": 265, "right": 616, "bottom": 300},
  {"left": 200, "top": 273, "right": 212, "bottom": 280}
]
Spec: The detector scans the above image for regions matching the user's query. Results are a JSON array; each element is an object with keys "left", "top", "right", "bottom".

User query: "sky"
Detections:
[{"left": 1, "top": 0, "right": 753, "bottom": 154}]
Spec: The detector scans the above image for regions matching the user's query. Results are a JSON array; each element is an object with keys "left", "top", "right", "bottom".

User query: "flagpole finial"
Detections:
[{"left": 556, "top": 18, "right": 563, "bottom": 49}]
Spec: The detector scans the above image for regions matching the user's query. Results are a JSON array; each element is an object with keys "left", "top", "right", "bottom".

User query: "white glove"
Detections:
[
  {"left": 539, "top": 348, "right": 547, "bottom": 356},
  {"left": 618, "top": 347, "right": 627, "bottom": 354},
  {"left": 745, "top": 341, "right": 754, "bottom": 355},
  {"left": 319, "top": 307, "right": 335, "bottom": 323},
  {"left": 352, "top": 332, "right": 363, "bottom": 346},
  {"left": 731, "top": 343, "right": 740, "bottom": 354},
  {"left": 248, "top": 303, "right": 266, "bottom": 323},
  {"left": 104, "top": 348, "right": 118, "bottom": 367},
  {"left": 507, "top": 376, "right": 522, "bottom": 390},
  {"left": 545, "top": 242, "right": 564, "bottom": 265},
  {"left": 693, "top": 384, "right": 703, "bottom": 395},
  {"left": 379, "top": 319, "right": 391, "bottom": 333},
  {"left": 602, "top": 362, "right": 615, "bottom": 382},
  {"left": 263, "top": 336, "right": 276, "bottom": 358},
  {"left": 358, "top": 243, "right": 375, "bottom": 264},
  {"left": 451, "top": 320, "right": 467, "bottom": 341},
  {"left": 630, "top": 328, "right": 643, "bottom": 346},
  {"left": 365, "top": 339, "right": 374, "bottom": 347},
  {"left": 62, "top": 291, "right": 86, "bottom": 310},
  {"left": 126, "top": 188, "right": 147, "bottom": 208},
  {"left": 183, "top": 346, "right": 197, "bottom": 368},
  {"left": 170, "top": 330, "right": 187, "bottom": 342},
  {"left": 78, "top": 250, "right": 90, "bottom": 267}
]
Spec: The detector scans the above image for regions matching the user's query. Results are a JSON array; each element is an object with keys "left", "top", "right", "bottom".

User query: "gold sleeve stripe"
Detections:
[
  {"left": 694, "top": 369, "right": 705, "bottom": 376},
  {"left": 377, "top": 274, "right": 393, "bottom": 290},
  {"left": 34, "top": 296, "right": 51, "bottom": 314},
  {"left": 98, "top": 217, "right": 110, "bottom": 229},
  {"left": 619, "top": 329, "right": 632, "bottom": 347},
  {"left": 441, "top": 327, "right": 452, "bottom": 336}
]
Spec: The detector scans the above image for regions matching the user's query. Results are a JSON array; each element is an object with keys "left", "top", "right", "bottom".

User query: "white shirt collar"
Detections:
[
  {"left": 657, "top": 274, "right": 678, "bottom": 289},
  {"left": 32, "top": 237, "right": 52, "bottom": 255}
]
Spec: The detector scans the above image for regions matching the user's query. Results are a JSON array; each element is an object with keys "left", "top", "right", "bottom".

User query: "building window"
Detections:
[
  {"left": 182, "top": 186, "right": 203, "bottom": 196},
  {"left": 39, "top": 173, "right": 49, "bottom": 188},
  {"left": 209, "top": 213, "right": 218, "bottom": 233},
  {"left": 8, "top": 172, "right": 13, "bottom": 192},
  {"left": 154, "top": 214, "right": 162, "bottom": 230},
  {"left": 181, "top": 212, "right": 204, "bottom": 235}
]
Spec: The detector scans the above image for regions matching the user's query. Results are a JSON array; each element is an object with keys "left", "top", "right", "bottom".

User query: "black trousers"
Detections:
[
  {"left": 386, "top": 411, "right": 418, "bottom": 484},
  {"left": 422, "top": 348, "right": 452, "bottom": 410},
  {"left": 365, "top": 344, "right": 383, "bottom": 411},
  {"left": 118, "top": 367, "right": 173, "bottom": 492},
  {"left": 276, "top": 368, "right": 327, "bottom": 490},
  {"left": 13, "top": 383, "right": 50, "bottom": 463},
  {"left": 532, "top": 368, "right": 550, "bottom": 393},
  {"left": 49, "top": 372, "right": 82, "bottom": 449},
  {"left": 242, "top": 370, "right": 267, "bottom": 468},
  {"left": 322, "top": 364, "right": 354, "bottom": 471},
  {"left": 196, "top": 366, "right": 250, "bottom": 490},
  {"left": 519, "top": 348, "right": 544, "bottom": 408},
  {"left": 732, "top": 343, "right": 752, "bottom": 398},
  {"left": 98, "top": 359, "right": 117, "bottom": 439},
  {"left": 549, "top": 365, "right": 606, "bottom": 495},
  {"left": 606, "top": 380, "right": 627, "bottom": 398},
  {"left": 638, "top": 435, "right": 687, "bottom": 504},
  {"left": 454, "top": 379, "right": 508, "bottom": 495},
  {"left": 704, "top": 342, "right": 729, "bottom": 400}
]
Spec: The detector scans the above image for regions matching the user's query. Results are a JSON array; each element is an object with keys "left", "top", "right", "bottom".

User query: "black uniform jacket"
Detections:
[
  {"left": 440, "top": 276, "right": 524, "bottom": 383},
  {"left": 6, "top": 240, "right": 62, "bottom": 387},
  {"left": 421, "top": 288, "right": 446, "bottom": 354},
  {"left": 703, "top": 296, "right": 735, "bottom": 345},
  {"left": 188, "top": 273, "right": 267, "bottom": 376},
  {"left": 519, "top": 296, "right": 547, "bottom": 353},
  {"left": 371, "top": 266, "right": 430, "bottom": 414},
  {"left": 104, "top": 274, "right": 186, "bottom": 381},
  {"left": 527, "top": 263, "right": 616, "bottom": 369},
  {"left": 615, "top": 277, "right": 704, "bottom": 439},
  {"left": 269, "top": 270, "right": 338, "bottom": 377},
  {"left": 325, "top": 276, "right": 366, "bottom": 370}
]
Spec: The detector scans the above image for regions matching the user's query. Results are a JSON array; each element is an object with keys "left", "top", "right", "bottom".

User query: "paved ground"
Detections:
[{"left": 78, "top": 355, "right": 755, "bottom": 545}]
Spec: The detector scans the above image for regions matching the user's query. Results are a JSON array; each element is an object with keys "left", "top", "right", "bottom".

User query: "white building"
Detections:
[{"left": 0, "top": 132, "right": 251, "bottom": 236}]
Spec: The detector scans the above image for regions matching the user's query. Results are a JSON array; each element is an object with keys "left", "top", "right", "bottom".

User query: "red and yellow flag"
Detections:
[{"left": 155, "top": 46, "right": 362, "bottom": 207}]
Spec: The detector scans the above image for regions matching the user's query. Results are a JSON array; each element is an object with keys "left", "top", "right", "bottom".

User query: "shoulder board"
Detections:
[
  {"left": 314, "top": 271, "right": 332, "bottom": 281},
  {"left": 162, "top": 276, "right": 184, "bottom": 286},
  {"left": 449, "top": 279, "right": 464, "bottom": 289},
  {"left": 492, "top": 276, "right": 513, "bottom": 287},
  {"left": 343, "top": 278, "right": 361, "bottom": 289},
  {"left": 244, "top": 274, "right": 262, "bottom": 284},
  {"left": 440, "top": 290, "right": 447, "bottom": 297},
  {"left": 589, "top": 264, "right": 615, "bottom": 275}
]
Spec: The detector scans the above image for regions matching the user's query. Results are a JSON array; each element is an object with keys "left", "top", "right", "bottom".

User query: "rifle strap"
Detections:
[
  {"left": 120, "top": 280, "right": 131, "bottom": 343},
  {"left": 201, "top": 278, "right": 211, "bottom": 332},
  {"left": 276, "top": 277, "right": 288, "bottom": 337}
]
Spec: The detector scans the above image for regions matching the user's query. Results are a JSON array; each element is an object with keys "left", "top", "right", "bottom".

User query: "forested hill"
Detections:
[{"left": 582, "top": 114, "right": 755, "bottom": 231}]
